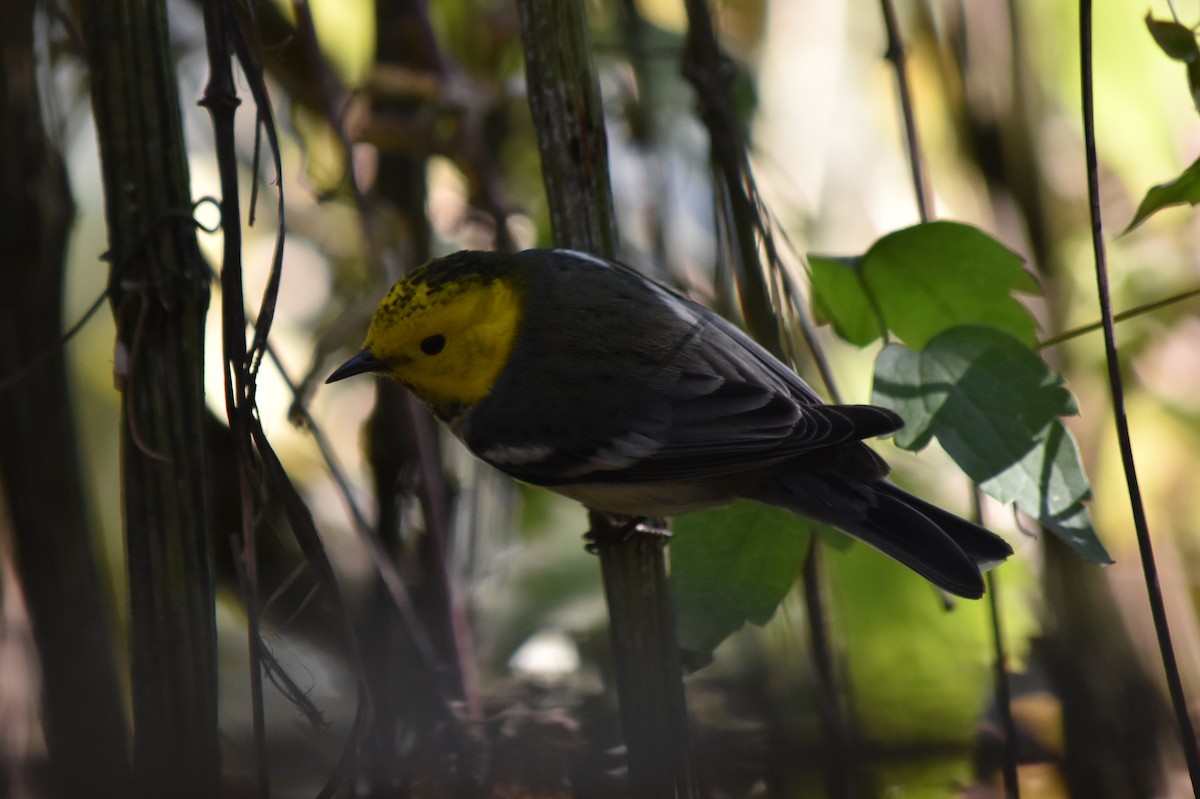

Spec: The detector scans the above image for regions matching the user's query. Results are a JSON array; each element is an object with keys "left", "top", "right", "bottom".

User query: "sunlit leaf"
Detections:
[
  {"left": 671, "top": 502, "right": 811, "bottom": 655},
  {"left": 873, "top": 326, "right": 1110, "bottom": 563},
  {"left": 1127, "top": 155, "right": 1200, "bottom": 232},
  {"left": 811, "top": 222, "right": 1039, "bottom": 350},
  {"left": 863, "top": 222, "right": 1039, "bottom": 349},
  {"left": 809, "top": 255, "right": 881, "bottom": 346}
]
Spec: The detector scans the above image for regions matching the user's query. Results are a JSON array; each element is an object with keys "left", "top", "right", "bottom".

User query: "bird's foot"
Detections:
[{"left": 583, "top": 510, "right": 670, "bottom": 553}]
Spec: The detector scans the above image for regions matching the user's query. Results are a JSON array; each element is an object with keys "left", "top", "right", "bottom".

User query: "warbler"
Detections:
[{"left": 327, "top": 248, "right": 1012, "bottom": 598}]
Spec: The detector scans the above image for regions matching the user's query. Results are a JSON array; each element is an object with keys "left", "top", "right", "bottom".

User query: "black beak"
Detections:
[{"left": 326, "top": 349, "right": 388, "bottom": 384}]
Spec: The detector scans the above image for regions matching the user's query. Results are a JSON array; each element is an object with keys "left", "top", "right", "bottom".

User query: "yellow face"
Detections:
[{"left": 362, "top": 272, "right": 522, "bottom": 412}]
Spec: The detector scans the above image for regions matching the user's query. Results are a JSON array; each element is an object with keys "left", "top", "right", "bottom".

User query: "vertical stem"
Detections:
[
  {"left": 516, "top": 0, "right": 619, "bottom": 256},
  {"left": 356, "top": 4, "right": 481, "bottom": 787},
  {"left": 681, "top": 0, "right": 784, "bottom": 356},
  {"left": 0, "top": 3, "right": 131, "bottom": 796},
  {"left": 1078, "top": 1, "right": 1200, "bottom": 793},
  {"left": 802, "top": 542, "right": 852, "bottom": 799},
  {"left": 878, "top": 0, "right": 931, "bottom": 220},
  {"left": 197, "top": 3, "right": 272, "bottom": 796},
  {"left": 516, "top": 2, "right": 696, "bottom": 796},
  {"left": 986, "top": 571, "right": 1020, "bottom": 799},
  {"left": 879, "top": 0, "right": 932, "bottom": 222},
  {"left": 682, "top": 5, "right": 855, "bottom": 793},
  {"left": 83, "top": 0, "right": 219, "bottom": 794},
  {"left": 974, "top": 486, "right": 1020, "bottom": 799},
  {"left": 592, "top": 520, "right": 696, "bottom": 799}
]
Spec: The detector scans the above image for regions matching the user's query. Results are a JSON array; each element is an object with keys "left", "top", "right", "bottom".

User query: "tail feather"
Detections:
[
  {"left": 874, "top": 483, "right": 1013, "bottom": 572},
  {"left": 752, "top": 473, "right": 1014, "bottom": 599}
]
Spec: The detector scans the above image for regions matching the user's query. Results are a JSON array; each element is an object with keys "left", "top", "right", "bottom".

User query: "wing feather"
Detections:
[{"left": 460, "top": 251, "right": 903, "bottom": 486}]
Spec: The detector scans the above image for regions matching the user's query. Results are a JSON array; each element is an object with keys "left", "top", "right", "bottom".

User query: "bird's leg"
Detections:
[{"left": 583, "top": 510, "right": 671, "bottom": 553}]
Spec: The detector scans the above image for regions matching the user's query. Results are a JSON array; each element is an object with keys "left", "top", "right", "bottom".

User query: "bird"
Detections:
[{"left": 326, "top": 248, "right": 1012, "bottom": 598}]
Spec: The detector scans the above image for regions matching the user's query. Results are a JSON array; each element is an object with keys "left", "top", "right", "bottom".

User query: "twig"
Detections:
[
  {"left": 802, "top": 541, "right": 852, "bottom": 799},
  {"left": 976, "top": 492, "right": 1020, "bottom": 799},
  {"left": 287, "top": 0, "right": 382, "bottom": 271},
  {"left": 199, "top": 4, "right": 269, "bottom": 795},
  {"left": 114, "top": 286, "right": 169, "bottom": 462},
  {"left": 1037, "top": 286, "right": 1200, "bottom": 349},
  {"left": 986, "top": 571, "right": 1020, "bottom": 799},
  {"left": 403, "top": 392, "right": 484, "bottom": 723},
  {"left": 879, "top": 0, "right": 932, "bottom": 222},
  {"left": 1079, "top": 2, "right": 1200, "bottom": 794},
  {"left": 682, "top": 0, "right": 784, "bottom": 356},
  {"left": 773, "top": 230, "right": 844, "bottom": 403},
  {"left": 226, "top": 24, "right": 286, "bottom": 378}
]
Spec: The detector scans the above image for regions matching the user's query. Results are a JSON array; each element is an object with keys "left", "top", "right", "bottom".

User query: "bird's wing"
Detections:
[{"left": 464, "top": 277, "right": 902, "bottom": 486}]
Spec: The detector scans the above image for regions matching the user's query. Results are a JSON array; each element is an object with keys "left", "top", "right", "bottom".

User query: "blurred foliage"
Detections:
[
  {"left": 1127, "top": 11, "right": 1200, "bottom": 233},
  {"left": 6, "top": 0, "right": 1200, "bottom": 796},
  {"left": 1127, "top": 155, "right": 1200, "bottom": 233}
]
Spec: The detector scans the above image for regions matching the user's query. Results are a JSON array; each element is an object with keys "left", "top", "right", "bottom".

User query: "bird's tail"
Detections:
[{"left": 752, "top": 474, "right": 1013, "bottom": 599}]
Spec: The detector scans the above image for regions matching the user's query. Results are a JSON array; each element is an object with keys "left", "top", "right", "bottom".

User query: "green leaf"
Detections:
[
  {"left": 980, "top": 420, "right": 1109, "bottom": 563},
  {"left": 873, "top": 326, "right": 1111, "bottom": 563},
  {"left": 810, "top": 222, "right": 1039, "bottom": 350},
  {"left": 671, "top": 502, "right": 811, "bottom": 655},
  {"left": 863, "top": 222, "right": 1039, "bottom": 349},
  {"left": 809, "top": 255, "right": 881, "bottom": 346},
  {"left": 872, "top": 344, "right": 936, "bottom": 450},
  {"left": 1127, "top": 155, "right": 1200, "bottom": 232},
  {"left": 1145, "top": 14, "right": 1199, "bottom": 62},
  {"left": 888, "top": 326, "right": 1076, "bottom": 483},
  {"left": 875, "top": 329, "right": 1076, "bottom": 476}
]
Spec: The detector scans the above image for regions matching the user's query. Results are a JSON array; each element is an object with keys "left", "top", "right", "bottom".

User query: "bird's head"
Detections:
[{"left": 326, "top": 253, "right": 523, "bottom": 417}]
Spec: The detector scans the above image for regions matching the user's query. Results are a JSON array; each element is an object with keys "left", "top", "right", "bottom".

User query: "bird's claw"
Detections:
[{"left": 583, "top": 511, "right": 670, "bottom": 553}]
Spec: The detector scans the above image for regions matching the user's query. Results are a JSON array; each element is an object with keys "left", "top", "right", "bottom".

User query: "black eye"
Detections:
[{"left": 420, "top": 334, "right": 446, "bottom": 356}]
